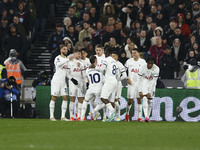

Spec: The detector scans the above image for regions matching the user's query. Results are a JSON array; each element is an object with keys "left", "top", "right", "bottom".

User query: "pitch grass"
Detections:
[{"left": 0, "top": 119, "right": 199, "bottom": 150}]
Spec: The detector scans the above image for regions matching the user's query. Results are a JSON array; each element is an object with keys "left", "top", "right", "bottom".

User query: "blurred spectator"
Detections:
[
  {"left": 160, "top": 46, "right": 177, "bottom": 79},
  {"left": 75, "top": 22, "right": 82, "bottom": 34},
  {"left": 2, "top": 23, "right": 27, "bottom": 61},
  {"left": 96, "top": 21, "right": 103, "bottom": 39},
  {"left": 185, "top": 11, "right": 193, "bottom": 27},
  {"left": 32, "top": 71, "right": 51, "bottom": 87},
  {"left": 169, "top": 27, "right": 187, "bottom": 47},
  {"left": 67, "top": 6, "right": 79, "bottom": 25},
  {"left": 63, "top": 17, "right": 72, "bottom": 33},
  {"left": 137, "top": 10, "right": 146, "bottom": 25},
  {"left": 0, "top": 59, "right": 7, "bottom": 80},
  {"left": 163, "top": 0, "right": 178, "bottom": 21},
  {"left": 148, "top": 36, "right": 165, "bottom": 66},
  {"left": 33, "top": 0, "right": 49, "bottom": 43},
  {"left": 112, "top": 19, "right": 123, "bottom": 44},
  {"left": 13, "top": 15, "right": 26, "bottom": 36},
  {"left": 143, "top": 15, "right": 152, "bottom": 32},
  {"left": 176, "top": 13, "right": 191, "bottom": 39},
  {"left": 4, "top": 49, "right": 27, "bottom": 86},
  {"left": 90, "top": 7, "right": 99, "bottom": 26},
  {"left": 191, "top": 42, "right": 200, "bottom": 55},
  {"left": 150, "top": 5, "right": 157, "bottom": 20},
  {"left": 0, "top": 17, "right": 9, "bottom": 54},
  {"left": 100, "top": 3, "right": 117, "bottom": 26},
  {"left": 48, "top": 23, "right": 65, "bottom": 53},
  {"left": 120, "top": 4, "right": 136, "bottom": 28},
  {"left": 78, "top": 21, "right": 90, "bottom": 43},
  {"left": 124, "top": 41, "right": 138, "bottom": 59},
  {"left": 155, "top": 11, "right": 168, "bottom": 29},
  {"left": 150, "top": 26, "right": 163, "bottom": 45},
  {"left": 184, "top": 34, "right": 196, "bottom": 52},
  {"left": 165, "top": 21, "right": 177, "bottom": 41},
  {"left": 66, "top": 25, "right": 78, "bottom": 45},
  {"left": 78, "top": 11, "right": 91, "bottom": 26},
  {"left": 183, "top": 49, "right": 197, "bottom": 70},
  {"left": 16, "top": 2, "right": 32, "bottom": 36},
  {"left": 135, "top": 29, "right": 151, "bottom": 53},
  {"left": 104, "top": 37, "right": 120, "bottom": 52},
  {"left": 88, "top": 26, "right": 101, "bottom": 47},
  {"left": 192, "top": 2, "right": 200, "bottom": 17},
  {"left": 102, "top": 24, "right": 115, "bottom": 45}
]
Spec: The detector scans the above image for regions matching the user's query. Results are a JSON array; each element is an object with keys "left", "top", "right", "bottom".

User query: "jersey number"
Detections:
[
  {"left": 112, "top": 65, "right": 116, "bottom": 75},
  {"left": 89, "top": 73, "right": 100, "bottom": 84}
]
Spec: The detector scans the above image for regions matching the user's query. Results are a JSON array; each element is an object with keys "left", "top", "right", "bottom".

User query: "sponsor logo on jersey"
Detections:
[
  {"left": 145, "top": 76, "right": 153, "bottom": 80},
  {"left": 73, "top": 68, "right": 82, "bottom": 72},
  {"left": 62, "top": 65, "right": 68, "bottom": 69},
  {"left": 131, "top": 69, "right": 139, "bottom": 73}
]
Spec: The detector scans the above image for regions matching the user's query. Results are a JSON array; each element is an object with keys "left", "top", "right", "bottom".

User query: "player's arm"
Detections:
[
  {"left": 149, "top": 67, "right": 160, "bottom": 96},
  {"left": 119, "top": 65, "right": 128, "bottom": 81},
  {"left": 66, "top": 64, "right": 78, "bottom": 85},
  {"left": 55, "top": 57, "right": 69, "bottom": 67},
  {"left": 95, "top": 61, "right": 107, "bottom": 73},
  {"left": 138, "top": 67, "right": 144, "bottom": 98}
]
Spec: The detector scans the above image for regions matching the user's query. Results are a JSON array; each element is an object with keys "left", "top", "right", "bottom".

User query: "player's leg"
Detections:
[
  {"left": 115, "top": 99, "right": 120, "bottom": 121},
  {"left": 137, "top": 98, "right": 143, "bottom": 122},
  {"left": 69, "top": 96, "right": 76, "bottom": 121},
  {"left": 143, "top": 95, "right": 151, "bottom": 122},
  {"left": 49, "top": 81, "right": 59, "bottom": 121},
  {"left": 60, "top": 84, "right": 69, "bottom": 121},
  {"left": 147, "top": 99, "right": 153, "bottom": 118},
  {"left": 125, "top": 85, "right": 134, "bottom": 122},
  {"left": 76, "top": 97, "right": 84, "bottom": 121}
]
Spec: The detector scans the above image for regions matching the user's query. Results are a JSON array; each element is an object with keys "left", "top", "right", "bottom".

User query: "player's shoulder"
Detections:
[
  {"left": 139, "top": 58, "right": 146, "bottom": 64},
  {"left": 117, "top": 61, "right": 124, "bottom": 67},
  {"left": 153, "top": 64, "right": 160, "bottom": 72}
]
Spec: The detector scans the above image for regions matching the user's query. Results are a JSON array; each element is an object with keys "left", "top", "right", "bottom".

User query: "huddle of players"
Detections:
[{"left": 49, "top": 44, "right": 160, "bottom": 122}]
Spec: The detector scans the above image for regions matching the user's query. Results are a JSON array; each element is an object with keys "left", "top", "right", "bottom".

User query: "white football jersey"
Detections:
[
  {"left": 125, "top": 58, "right": 146, "bottom": 83},
  {"left": 138, "top": 64, "right": 160, "bottom": 93},
  {"left": 52, "top": 55, "right": 69, "bottom": 83},
  {"left": 101, "top": 56, "right": 119, "bottom": 81},
  {"left": 67, "top": 59, "right": 85, "bottom": 82},
  {"left": 81, "top": 58, "right": 91, "bottom": 70},
  {"left": 95, "top": 54, "right": 105, "bottom": 67},
  {"left": 86, "top": 68, "right": 103, "bottom": 90}
]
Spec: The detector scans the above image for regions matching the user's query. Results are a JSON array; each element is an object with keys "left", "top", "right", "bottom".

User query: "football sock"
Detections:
[
  {"left": 49, "top": 100, "right": 55, "bottom": 118},
  {"left": 61, "top": 100, "right": 68, "bottom": 118},
  {"left": 115, "top": 101, "right": 120, "bottom": 118},
  {"left": 143, "top": 97, "right": 148, "bottom": 118},
  {"left": 69, "top": 101, "right": 74, "bottom": 118},
  {"left": 81, "top": 100, "right": 88, "bottom": 120},
  {"left": 77, "top": 102, "right": 83, "bottom": 118},
  {"left": 147, "top": 100, "right": 153, "bottom": 118},
  {"left": 137, "top": 104, "right": 142, "bottom": 119},
  {"left": 94, "top": 103, "right": 105, "bottom": 112},
  {"left": 106, "top": 103, "right": 114, "bottom": 117},
  {"left": 126, "top": 103, "right": 132, "bottom": 115},
  {"left": 103, "top": 106, "right": 107, "bottom": 119},
  {"left": 75, "top": 101, "right": 78, "bottom": 115}
]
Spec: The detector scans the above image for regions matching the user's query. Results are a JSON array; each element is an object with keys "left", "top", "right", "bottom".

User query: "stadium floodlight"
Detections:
[{"left": 176, "top": 106, "right": 183, "bottom": 121}]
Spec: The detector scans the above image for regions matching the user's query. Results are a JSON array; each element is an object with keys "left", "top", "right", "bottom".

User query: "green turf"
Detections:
[{"left": 0, "top": 119, "right": 199, "bottom": 150}]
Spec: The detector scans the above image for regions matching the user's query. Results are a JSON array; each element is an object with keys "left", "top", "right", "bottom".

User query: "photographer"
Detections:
[{"left": 0, "top": 78, "right": 20, "bottom": 118}]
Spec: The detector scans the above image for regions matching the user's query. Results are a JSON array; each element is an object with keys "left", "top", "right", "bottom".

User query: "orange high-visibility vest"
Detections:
[{"left": 6, "top": 61, "right": 22, "bottom": 84}]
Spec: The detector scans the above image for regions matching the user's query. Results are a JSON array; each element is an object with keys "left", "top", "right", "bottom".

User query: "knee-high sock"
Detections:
[
  {"left": 143, "top": 97, "right": 148, "bottom": 118},
  {"left": 93, "top": 103, "right": 105, "bottom": 112},
  {"left": 137, "top": 104, "right": 142, "bottom": 119},
  {"left": 81, "top": 100, "right": 88, "bottom": 120},
  {"left": 90, "top": 100, "right": 97, "bottom": 109},
  {"left": 77, "top": 102, "right": 83, "bottom": 118},
  {"left": 69, "top": 101, "right": 74, "bottom": 118},
  {"left": 147, "top": 100, "right": 153, "bottom": 118},
  {"left": 126, "top": 103, "right": 132, "bottom": 115},
  {"left": 61, "top": 100, "right": 68, "bottom": 118},
  {"left": 106, "top": 103, "right": 115, "bottom": 117},
  {"left": 75, "top": 101, "right": 78, "bottom": 115},
  {"left": 49, "top": 100, "right": 55, "bottom": 118},
  {"left": 115, "top": 101, "right": 120, "bottom": 118},
  {"left": 103, "top": 106, "right": 107, "bottom": 119}
]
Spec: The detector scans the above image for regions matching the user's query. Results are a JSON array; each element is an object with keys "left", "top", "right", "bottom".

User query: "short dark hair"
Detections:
[
  {"left": 132, "top": 48, "right": 140, "bottom": 52},
  {"left": 146, "top": 56, "right": 155, "bottom": 63},
  {"left": 73, "top": 49, "right": 81, "bottom": 53},
  {"left": 112, "top": 51, "right": 119, "bottom": 56},
  {"left": 95, "top": 44, "right": 103, "bottom": 49},
  {"left": 105, "top": 47, "right": 113, "bottom": 56},
  {"left": 56, "top": 23, "right": 63, "bottom": 27},
  {"left": 89, "top": 55, "right": 97, "bottom": 64}
]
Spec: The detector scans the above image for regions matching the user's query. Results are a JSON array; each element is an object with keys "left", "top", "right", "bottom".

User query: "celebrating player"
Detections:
[
  {"left": 95, "top": 47, "right": 120, "bottom": 122},
  {"left": 49, "top": 45, "right": 72, "bottom": 121},
  {"left": 125, "top": 48, "right": 146, "bottom": 122},
  {"left": 138, "top": 56, "right": 160, "bottom": 122},
  {"left": 67, "top": 49, "right": 86, "bottom": 121},
  {"left": 111, "top": 51, "right": 127, "bottom": 122},
  {"left": 81, "top": 55, "right": 103, "bottom": 121}
]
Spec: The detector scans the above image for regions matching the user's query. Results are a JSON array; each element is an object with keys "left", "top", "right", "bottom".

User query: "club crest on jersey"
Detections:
[
  {"left": 145, "top": 76, "right": 153, "bottom": 80},
  {"left": 73, "top": 68, "right": 81, "bottom": 72},
  {"left": 131, "top": 69, "right": 139, "bottom": 73}
]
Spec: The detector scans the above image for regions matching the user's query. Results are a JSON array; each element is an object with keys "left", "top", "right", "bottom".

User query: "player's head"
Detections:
[
  {"left": 89, "top": 55, "right": 97, "bottom": 66},
  {"left": 104, "top": 47, "right": 112, "bottom": 57},
  {"left": 81, "top": 48, "right": 88, "bottom": 59},
  {"left": 95, "top": 44, "right": 104, "bottom": 56},
  {"left": 73, "top": 49, "right": 81, "bottom": 59},
  {"left": 60, "top": 45, "right": 68, "bottom": 56},
  {"left": 131, "top": 48, "right": 139, "bottom": 60},
  {"left": 146, "top": 56, "right": 155, "bottom": 69},
  {"left": 111, "top": 51, "right": 119, "bottom": 61}
]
